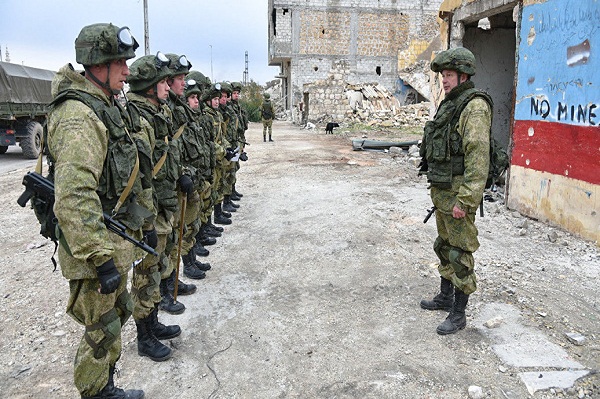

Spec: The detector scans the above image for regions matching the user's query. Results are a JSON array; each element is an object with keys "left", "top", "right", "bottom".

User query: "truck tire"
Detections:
[
  {"left": 0, "top": 146, "right": 8, "bottom": 154},
  {"left": 20, "top": 121, "right": 43, "bottom": 159}
]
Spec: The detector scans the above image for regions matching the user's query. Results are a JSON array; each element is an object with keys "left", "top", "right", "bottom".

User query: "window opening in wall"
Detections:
[
  {"left": 313, "top": 66, "right": 319, "bottom": 71},
  {"left": 272, "top": 8, "right": 277, "bottom": 35},
  {"left": 376, "top": 66, "right": 381, "bottom": 76},
  {"left": 283, "top": 8, "right": 288, "bottom": 15}
]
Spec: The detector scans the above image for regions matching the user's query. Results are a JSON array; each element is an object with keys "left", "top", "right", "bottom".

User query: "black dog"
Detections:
[{"left": 325, "top": 122, "right": 339, "bottom": 134}]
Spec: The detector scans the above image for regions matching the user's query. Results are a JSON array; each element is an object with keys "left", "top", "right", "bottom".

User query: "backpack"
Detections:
[{"left": 261, "top": 101, "right": 273, "bottom": 119}]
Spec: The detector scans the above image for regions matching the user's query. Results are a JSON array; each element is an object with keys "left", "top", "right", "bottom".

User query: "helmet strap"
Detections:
[{"left": 84, "top": 64, "right": 115, "bottom": 95}]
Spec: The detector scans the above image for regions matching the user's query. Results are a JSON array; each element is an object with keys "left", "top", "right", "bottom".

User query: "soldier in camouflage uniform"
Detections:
[
  {"left": 261, "top": 93, "right": 275, "bottom": 142},
  {"left": 228, "top": 81, "right": 248, "bottom": 200},
  {"left": 218, "top": 82, "right": 239, "bottom": 214},
  {"left": 127, "top": 53, "right": 188, "bottom": 362},
  {"left": 164, "top": 54, "right": 212, "bottom": 281},
  {"left": 47, "top": 23, "right": 145, "bottom": 398},
  {"left": 203, "top": 83, "right": 232, "bottom": 226},
  {"left": 419, "top": 47, "right": 492, "bottom": 335}
]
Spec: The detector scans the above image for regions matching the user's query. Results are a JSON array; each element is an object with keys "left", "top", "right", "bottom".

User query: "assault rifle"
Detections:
[{"left": 18, "top": 172, "right": 158, "bottom": 256}]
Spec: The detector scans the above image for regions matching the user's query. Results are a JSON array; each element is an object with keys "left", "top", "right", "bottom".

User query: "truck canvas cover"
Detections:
[{"left": 0, "top": 62, "right": 55, "bottom": 104}]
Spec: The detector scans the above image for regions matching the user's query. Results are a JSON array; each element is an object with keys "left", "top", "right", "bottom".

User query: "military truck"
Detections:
[{"left": 0, "top": 62, "right": 55, "bottom": 159}]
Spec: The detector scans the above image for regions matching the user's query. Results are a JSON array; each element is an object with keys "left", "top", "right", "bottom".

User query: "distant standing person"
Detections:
[
  {"left": 418, "top": 47, "right": 493, "bottom": 335},
  {"left": 261, "top": 93, "right": 275, "bottom": 142},
  {"left": 47, "top": 23, "right": 145, "bottom": 398}
]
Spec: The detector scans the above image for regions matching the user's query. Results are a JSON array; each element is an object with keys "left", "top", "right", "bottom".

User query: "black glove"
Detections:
[
  {"left": 96, "top": 258, "right": 121, "bottom": 294},
  {"left": 239, "top": 152, "right": 248, "bottom": 162},
  {"left": 225, "top": 148, "right": 236, "bottom": 161},
  {"left": 143, "top": 228, "right": 158, "bottom": 249},
  {"left": 178, "top": 175, "right": 194, "bottom": 196}
]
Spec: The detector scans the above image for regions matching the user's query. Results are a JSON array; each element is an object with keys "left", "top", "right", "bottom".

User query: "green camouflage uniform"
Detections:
[
  {"left": 423, "top": 81, "right": 492, "bottom": 295},
  {"left": 127, "top": 92, "right": 177, "bottom": 319},
  {"left": 261, "top": 98, "right": 275, "bottom": 137},
  {"left": 47, "top": 64, "right": 149, "bottom": 396},
  {"left": 220, "top": 101, "right": 238, "bottom": 196},
  {"left": 166, "top": 91, "right": 204, "bottom": 260}
]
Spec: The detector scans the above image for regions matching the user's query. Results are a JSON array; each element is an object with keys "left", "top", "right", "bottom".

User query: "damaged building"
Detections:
[
  {"left": 435, "top": 0, "right": 598, "bottom": 243},
  {"left": 267, "top": 0, "right": 444, "bottom": 124}
]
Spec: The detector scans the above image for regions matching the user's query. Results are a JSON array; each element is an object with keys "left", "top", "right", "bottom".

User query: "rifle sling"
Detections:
[
  {"left": 152, "top": 124, "right": 185, "bottom": 178},
  {"left": 112, "top": 132, "right": 140, "bottom": 216}
]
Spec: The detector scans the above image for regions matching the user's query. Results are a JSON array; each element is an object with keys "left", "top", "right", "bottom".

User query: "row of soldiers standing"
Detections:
[
  {"left": 45, "top": 23, "right": 247, "bottom": 398},
  {"left": 127, "top": 53, "right": 249, "bottom": 362}
]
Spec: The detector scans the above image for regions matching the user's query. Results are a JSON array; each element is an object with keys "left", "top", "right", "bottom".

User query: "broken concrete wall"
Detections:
[{"left": 268, "top": 0, "right": 444, "bottom": 123}]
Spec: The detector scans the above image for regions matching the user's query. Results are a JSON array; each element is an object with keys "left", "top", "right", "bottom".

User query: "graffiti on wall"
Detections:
[{"left": 514, "top": 0, "right": 599, "bottom": 126}]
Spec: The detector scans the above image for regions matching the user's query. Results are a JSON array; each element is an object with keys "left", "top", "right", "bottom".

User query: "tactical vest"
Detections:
[
  {"left": 422, "top": 82, "right": 493, "bottom": 189},
  {"left": 129, "top": 100, "right": 181, "bottom": 216},
  {"left": 50, "top": 90, "right": 148, "bottom": 230},
  {"left": 169, "top": 94, "right": 208, "bottom": 185}
]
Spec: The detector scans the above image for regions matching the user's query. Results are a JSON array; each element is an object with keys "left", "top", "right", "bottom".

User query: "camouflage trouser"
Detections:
[
  {"left": 67, "top": 275, "right": 132, "bottom": 396},
  {"left": 434, "top": 210, "right": 479, "bottom": 295},
  {"left": 132, "top": 234, "right": 168, "bottom": 319},
  {"left": 262, "top": 119, "right": 273, "bottom": 136},
  {"left": 223, "top": 161, "right": 236, "bottom": 196},
  {"left": 199, "top": 180, "right": 212, "bottom": 224},
  {"left": 175, "top": 190, "right": 201, "bottom": 261},
  {"left": 212, "top": 161, "right": 224, "bottom": 204}
]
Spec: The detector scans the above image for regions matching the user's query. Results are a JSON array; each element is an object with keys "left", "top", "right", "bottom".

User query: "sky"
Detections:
[{"left": 0, "top": 0, "right": 280, "bottom": 85}]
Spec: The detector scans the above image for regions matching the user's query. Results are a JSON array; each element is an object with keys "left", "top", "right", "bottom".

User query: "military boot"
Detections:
[
  {"left": 135, "top": 315, "right": 172, "bottom": 361},
  {"left": 196, "top": 229, "right": 217, "bottom": 246},
  {"left": 201, "top": 222, "right": 222, "bottom": 238},
  {"left": 207, "top": 215, "right": 224, "bottom": 232},
  {"left": 420, "top": 277, "right": 454, "bottom": 311},
  {"left": 263, "top": 135, "right": 266, "bottom": 142},
  {"left": 214, "top": 203, "right": 232, "bottom": 225},
  {"left": 182, "top": 250, "right": 206, "bottom": 279},
  {"left": 189, "top": 246, "right": 211, "bottom": 271},
  {"left": 223, "top": 196, "right": 237, "bottom": 213},
  {"left": 232, "top": 185, "right": 243, "bottom": 198},
  {"left": 151, "top": 305, "right": 181, "bottom": 340},
  {"left": 269, "top": 135, "right": 274, "bottom": 142},
  {"left": 226, "top": 194, "right": 240, "bottom": 208},
  {"left": 166, "top": 271, "right": 197, "bottom": 296},
  {"left": 81, "top": 365, "right": 145, "bottom": 398},
  {"left": 193, "top": 240, "right": 210, "bottom": 256},
  {"left": 230, "top": 191, "right": 241, "bottom": 201},
  {"left": 436, "top": 289, "right": 469, "bottom": 335},
  {"left": 159, "top": 278, "right": 185, "bottom": 315}
]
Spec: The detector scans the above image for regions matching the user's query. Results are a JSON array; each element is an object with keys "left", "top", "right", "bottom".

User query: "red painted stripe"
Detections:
[{"left": 512, "top": 120, "right": 600, "bottom": 185}]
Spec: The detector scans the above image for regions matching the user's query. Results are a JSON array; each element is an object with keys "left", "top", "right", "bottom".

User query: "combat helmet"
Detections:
[
  {"left": 75, "top": 23, "right": 139, "bottom": 66},
  {"left": 219, "top": 82, "right": 232, "bottom": 95},
  {"left": 230, "top": 81, "right": 243, "bottom": 93},
  {"left": 201, "top": 83, "right": 222, "bottom": 103},
  {"left": 430, "top": 47, "right": 476, "bottom": 76},
  {"left": 186, "top": 70, "right": 211, "bottom": 91},
  {"left": 263, "top": 93, "right": 270, "bottom": 99},
  {"left": 127, "top": 52, "right": 172, "bottom": 93},
  {"left": 165, "top": 53, "right": 192, "bottom": 76},
  {"left": 184, "top": 78, "right": 202, "bottom": 98}
]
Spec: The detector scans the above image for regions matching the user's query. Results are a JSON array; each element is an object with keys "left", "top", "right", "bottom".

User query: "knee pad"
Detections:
[
  {"left": 433, "top": 237, "right": 449, "bottom": 265},
  {"left": 115, "top": 290, "right": 133, "bottom": 326},
  {"left": 85, "top": 308, "right": 120, "bottom": 359},
  {"left": 448, "top": 247, "right": 473, "bottom": 279}
]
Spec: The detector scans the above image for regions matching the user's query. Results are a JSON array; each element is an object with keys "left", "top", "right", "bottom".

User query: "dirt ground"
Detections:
[{"left": 1, "top": 120, "right": 598, "bottom": 399}]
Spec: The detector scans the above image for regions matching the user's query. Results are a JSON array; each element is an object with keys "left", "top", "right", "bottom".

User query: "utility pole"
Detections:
[
  {"left": 209, "top": 45, "right": 213, "bottom": 82},
  {"left": 243, "top": 51, "right": 249, "bottom": 86},
  {"left": 143, "top": 0, "right": 150, "bottom": 55}
]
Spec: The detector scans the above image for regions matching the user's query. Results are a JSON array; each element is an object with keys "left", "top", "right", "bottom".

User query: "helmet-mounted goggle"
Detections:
[
  {"left": 155, "top": 51, "right": 170, "bottom": 69},
  {"left": 117, "top": 27, "right": 139, "bottom": 53}
]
